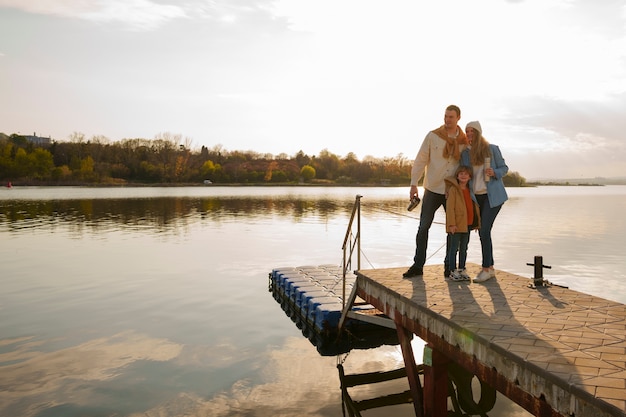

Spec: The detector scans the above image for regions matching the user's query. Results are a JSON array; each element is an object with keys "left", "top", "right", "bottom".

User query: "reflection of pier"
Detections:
[{"left": 341, "top": 263, "right": 626, "bottom": 417}]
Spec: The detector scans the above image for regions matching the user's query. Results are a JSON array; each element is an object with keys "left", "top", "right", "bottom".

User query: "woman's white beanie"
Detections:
[{"left": 466, "top": 121, "right": 482, "bottom": 134}]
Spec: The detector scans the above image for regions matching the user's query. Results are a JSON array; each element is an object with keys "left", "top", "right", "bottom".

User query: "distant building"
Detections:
[{"left": 24, "top": 133, "right": 52, "bottom": 146}]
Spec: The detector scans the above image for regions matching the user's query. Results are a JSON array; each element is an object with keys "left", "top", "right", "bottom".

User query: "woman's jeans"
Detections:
[
  {"left": 475, "top": 194, "right": 502, "bottom": 268},
  {"left": 447, "top": 232, "right": 469, "bottom": 271}
]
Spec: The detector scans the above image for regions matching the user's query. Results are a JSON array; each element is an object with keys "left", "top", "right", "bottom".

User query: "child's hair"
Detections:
[{"left": 455, "top": 165, "right": 472, "bottom": 178}]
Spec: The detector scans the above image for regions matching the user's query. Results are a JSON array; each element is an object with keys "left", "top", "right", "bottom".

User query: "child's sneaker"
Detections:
[
  {"left": 459, "top": 269, "right": 471, "bottom": 281},
  {"left": 448, "top": 269, "right": 464, "bottom": 281}
]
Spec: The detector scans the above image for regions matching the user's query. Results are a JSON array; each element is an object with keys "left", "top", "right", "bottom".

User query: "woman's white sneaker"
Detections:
[{"left": 474, "top": 270, "right": 492, "bottom": 283}]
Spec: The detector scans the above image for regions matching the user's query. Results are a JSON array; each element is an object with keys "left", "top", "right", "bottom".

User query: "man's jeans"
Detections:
[{"left": 412, "top": 189, "right": 447, "bottom": 268}]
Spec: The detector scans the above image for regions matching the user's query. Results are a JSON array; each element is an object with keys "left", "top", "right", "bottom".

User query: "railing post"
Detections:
[
  {"left": 342, "top": 195, "right": 362, "bottom": 308},
  {"left": 342, "top": 247, "right": 347, "bottom": 308},
  {"left": 357, "top": 195, "right": 361, "bottom": 271}
]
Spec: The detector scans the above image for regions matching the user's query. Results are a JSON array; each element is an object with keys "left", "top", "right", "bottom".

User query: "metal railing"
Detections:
[{"left": 341, "top": 195, "right": 362, "bottom": 306}]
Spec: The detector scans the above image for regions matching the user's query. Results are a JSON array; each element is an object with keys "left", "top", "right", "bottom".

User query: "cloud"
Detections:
[
  {"left": 81, "top": 0, "right": 188, "bottom": 30},
  {"left": 501, "top": 93, "right": 626, "bottom": 150},
  {"left": 0, "top": 0, "right": 187, "bottom": 30},
  {"left": 0, "top": 0, "right": 285, "bottom": 31}
]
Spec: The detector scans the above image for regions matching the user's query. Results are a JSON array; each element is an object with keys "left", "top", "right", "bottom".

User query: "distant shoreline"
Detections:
[
  {"left": 526, "top": 182, "right": 606, "bottom": 187},
  {"left": 4, "top": 181, "right": 621, "bottom": 188}
]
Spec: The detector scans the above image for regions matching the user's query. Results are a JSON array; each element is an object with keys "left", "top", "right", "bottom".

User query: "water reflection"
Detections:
[
  {"left": 0, "top": 332, "right": 183, "bottom": 417},
  {"left": 0, "top": 332, "right": 405, "bottom": 417},
  {"left": 0, "top": 197, "right": 363, "bottom": 232},
  {"left": 1, "top": 186, "right": 624, "bottom": 417}
]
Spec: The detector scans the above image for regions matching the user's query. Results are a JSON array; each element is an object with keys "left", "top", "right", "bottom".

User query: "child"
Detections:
[{"left": 444, "top": 165, "right": 481, "bottom": 281}]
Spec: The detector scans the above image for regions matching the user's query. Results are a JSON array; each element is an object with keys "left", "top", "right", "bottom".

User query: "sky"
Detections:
[{"left": 1, "top": 0, "right": 626, "bottom": 179}]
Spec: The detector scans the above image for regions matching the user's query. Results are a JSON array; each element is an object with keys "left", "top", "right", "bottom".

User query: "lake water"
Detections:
[{"left": 1, "top": 185, "right": 625, "bottom": 417}]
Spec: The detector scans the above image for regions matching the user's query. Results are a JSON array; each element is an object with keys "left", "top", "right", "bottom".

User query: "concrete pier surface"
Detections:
[{"left": 354, "top": 263, "right": 626, "bottom": 417}]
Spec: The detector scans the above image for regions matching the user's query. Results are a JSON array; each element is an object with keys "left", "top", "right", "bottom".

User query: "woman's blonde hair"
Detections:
[{"left": 468, "top": 128, "right": 491, "bottom": 166}]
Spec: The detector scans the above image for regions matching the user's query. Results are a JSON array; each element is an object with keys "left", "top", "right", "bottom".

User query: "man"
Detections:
[{"left": 403, "top": 104, "right": 467, "bottom": 278}]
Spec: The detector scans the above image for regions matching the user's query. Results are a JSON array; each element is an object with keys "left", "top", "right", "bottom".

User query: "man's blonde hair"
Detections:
[{"left": 446, "top": 104, "right": 461, "bottom": 118}]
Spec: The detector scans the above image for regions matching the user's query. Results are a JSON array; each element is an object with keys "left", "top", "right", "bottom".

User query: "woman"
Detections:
[{"left": 461, "top": 121, "right": 508, "bottom": 283}]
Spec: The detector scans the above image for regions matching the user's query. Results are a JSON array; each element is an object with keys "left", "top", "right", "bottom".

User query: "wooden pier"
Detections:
[{"left": 340, "top": 263, "right": 626, "bottom": 417}]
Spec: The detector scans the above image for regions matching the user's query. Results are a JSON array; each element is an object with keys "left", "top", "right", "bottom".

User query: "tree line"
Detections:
[{"left": 0, "top": 132, "right": 527, "bottom": 186}]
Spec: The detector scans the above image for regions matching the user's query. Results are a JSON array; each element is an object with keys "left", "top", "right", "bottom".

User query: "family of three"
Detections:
[{"left": 403, "top": 104, "right": 509, "bottom": 283}]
